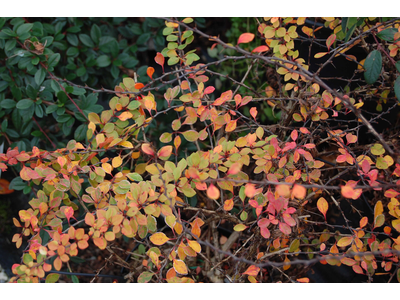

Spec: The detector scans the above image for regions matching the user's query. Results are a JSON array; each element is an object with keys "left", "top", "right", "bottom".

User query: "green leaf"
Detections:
[
  {"left": 137, "top": 271, "right": 153, "bottom": 283},
  {"left": 376, "top": 28, "right": 397, "bottom": 42},
  {"left": 66, "top": 46, "right": 79, "bottom": 56},
  {"left": 79, "top": 34, "right": 94, "bottom": 48},
  {"left": 45, "top": 273, "right": 60, "bottom": 283},
  {"left": 5, "top": 128, "right": 19, "bottom": 138},
  {"left": 90, "top": 24, "right": 101, "bottom": 44},
  {"left": 167, "top": 56, "right": 179, "bottom": 66},
  {"left": 71, "top": 275, "right": 79, "bottom": 283},
  {"left": 74, "top": 124, "right": 87, "bottom": 141},
  {"left": 289, "top": 239, "right": 300, "bottom": 252},
  {"left": 57, "top": 91, "right": 68, "bottom": 103},
  {"left": 47, "top": 53, "right": 60, "bottom": 68},
  {"left": 16, "top": 99, "right": 34, "bottom": 110},
  {"left": 182, "top": 130, "right": 199, "bottom": 142},
  {"left": 5, "top": 39, "right": 17, "bottom": 52},
  {"left": 9, "top": 177, "right": 27, "bottom": 190},
  {"left": 126, "top": 173, "right": 143, "bottom": 182},
  {"left": 71, "top": 87, "right": 86, "bottom": 95},
  {"left": 34, "top": 67, "right": 46, "bottom": 86},
  {"left": 45, "top": 104, "right": 58, "bottom": 114},
  {"left": 66, "top": 26, "right": 81, "bottom": 33},
  {"left": 1, "top": 28, "right": 17, "bottom": 37},
  {"left": 0, "top": 81, "right": 8, "bottom": 92},
  {"left": 396, "top": 61, "right": 400, "bottom": 73},
  {"left": 394, "top": 76, "right": 400, "bottom": 103},
  {"left": 364, "top": 50, "right": 382, "bottom": 84},
  {"left": 96, "top": 55, "right": 111, "bottom": 67},
  {"left": 16, "top": 23, "right": 33, "bottom": 36},
  {"left": 35, "top": 104, "right": 44, "bottom": 118}
]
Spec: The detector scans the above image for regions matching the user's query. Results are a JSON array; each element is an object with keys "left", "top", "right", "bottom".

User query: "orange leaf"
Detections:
[
  {"left": 207, "top": 184, "right": 220, "bottom": 200},
  {"left": 227, "top": 162, "right": 241, "bottom": 175},
  {"left": 374, "top": 200, "right": 383, "bottom": 220},
  {"left": 64, "top": 206, "right": 75, "bottom": 224},
  {"left": 223, "top": 198, "right": 234, "bottom": 211},
  {"left": 147, "top": 67, "right": 155, "bottom": 80},
  {"left": 135, "top": 83, "right": 144, "bottom": 90},
  {"left": 341, "top": 185, "right": 362, "bottom": 199},
  {"left": 243, "top": 265, "right": 260, "bottom": 276},
  {"left": 149, "top": 232, "right": 170, "bottom": 246},
  {"left": 225, "top": 119, "right": 237, "bottom": 132},
  {"left": 317, "top": 197, "right": 328, "bottom": 220},
  {"left": 297, "top": 277, "right": 310, "bottom": 283},
  {"left": 250, "top": 107, "right": 258, "bottom": 120},
  {"left": 276, "top": 184, "right": 291, "bottom": 198},
  {"left": 359, "top": 216, "right": 368, "bottom": 228},
  {"left": 213, "top": 90, "right": 232, "bottom": 106},
  {"left": 237, "top": 33, "right": 255, "bottom": 45},
  {"left": 117, "top": 111, "right": 133, "bottom": 121},
  {"left": 291, "top": 184, "right": 306, "bottom": 199},
  {"left": 155, "top": 52, "right": 164, "bottom": 72},
  {"left": 173, "top": 259, "right": 188, "bottom": 275}
]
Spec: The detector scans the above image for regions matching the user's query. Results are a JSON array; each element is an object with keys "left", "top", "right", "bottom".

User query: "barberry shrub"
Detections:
[{"left": 4, "top": 17, "right": 400, "bottom": 283}]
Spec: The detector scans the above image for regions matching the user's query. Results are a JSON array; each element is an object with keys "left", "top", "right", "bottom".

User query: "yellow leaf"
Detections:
[
  {"left": 374, "top": 201, "right": 383, "bottom": 220},
  {"left": 187, "top": 240, "right": 201, "bottom": 253},
  {"left": 337, "top": 236, "right": 353, "bottom": 247},
  {"left": 112, "top": 156, "right": 122, "bottom": 168},
  {"left": 233, "top": 224, "right": 247, "bottom": 232},
  {"left": 173, "top": 259, "right": 188, "bottom": 275},
  {"left": 149, "top": 232, "right": 170, "bottom": 246},
  {"left": 102, "top": 163, "right": 113, "bottom": 175},
  {"left": 118, "top": 140, "right": 134, "bottom": 148}
]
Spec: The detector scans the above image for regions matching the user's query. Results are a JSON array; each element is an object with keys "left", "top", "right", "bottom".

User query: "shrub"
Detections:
[{"left": 2, "top": 17, "right": 400, "bottom": 283}]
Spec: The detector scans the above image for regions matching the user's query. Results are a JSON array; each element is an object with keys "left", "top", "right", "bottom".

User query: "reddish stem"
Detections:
[
  {"left": 372, "top": 31, "right": 397, "bottom": 67},
  {"left": 40, "top": 62, "right": 90, "bottom": 122},
  {"left": 32, "top": 116, "right": 56, "bottom": 149}
]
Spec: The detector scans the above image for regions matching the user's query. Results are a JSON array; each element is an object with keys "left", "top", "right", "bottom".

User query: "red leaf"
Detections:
[
  {"left": 279, "top": 222, "right": 291, "bottom": 235},
  {"left": 291, "top": 130, "right": 298, "bottom": 141},
  {"left": 252, "top": 45, "right": 269, "bottom": 53},
  {"left": 237, "top": 33, "right": 255, "bottom": 45},
  {"left": 326, "top": 34, "right": 336, "bottom": 51},
  {"left": 155, "top": 52, "right": 165, "bottom": 73},
  {"left": 141, "top": 143, "right": 155, "bottom": 156},
  {"left": 204, "top": 86, "right": 215, "bottom": 95}
]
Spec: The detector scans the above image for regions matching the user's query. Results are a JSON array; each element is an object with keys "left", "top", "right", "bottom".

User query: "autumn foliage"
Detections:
[{"left": 4, "top": 17, "right": 400, "bottom": 283}]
